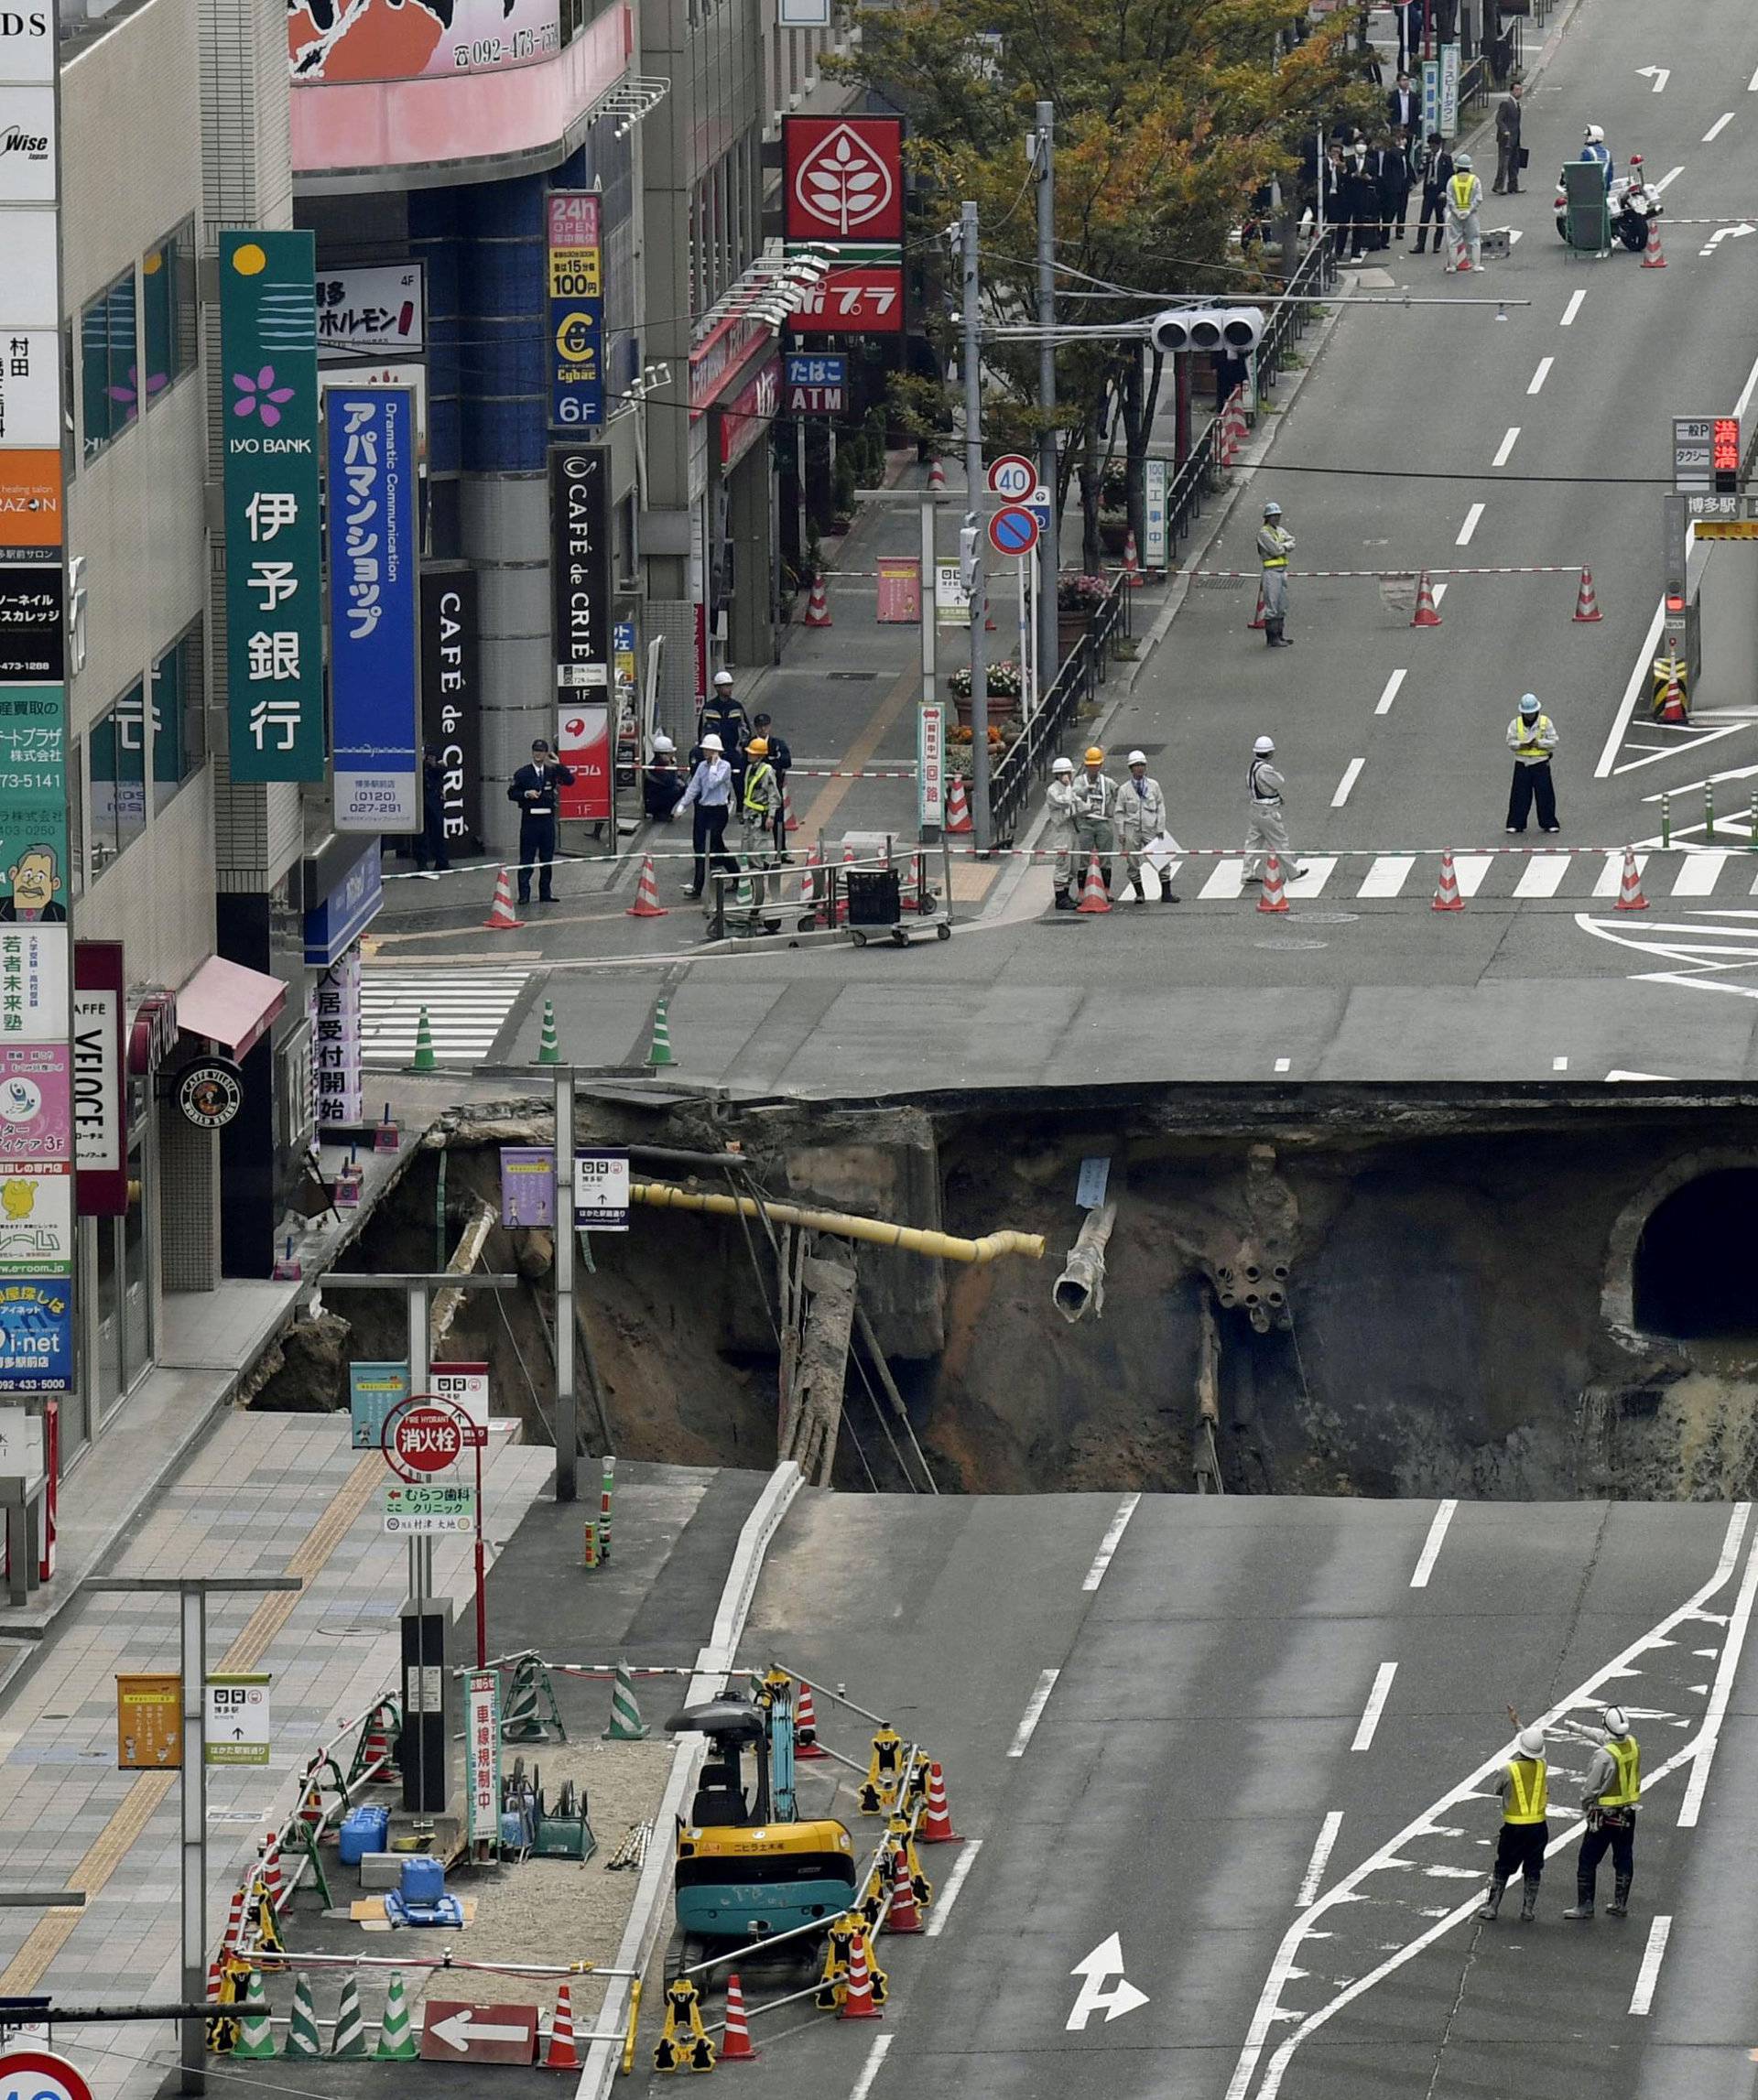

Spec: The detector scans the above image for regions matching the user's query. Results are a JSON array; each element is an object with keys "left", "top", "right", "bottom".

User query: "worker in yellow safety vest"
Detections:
[
  {"left": 1479, "top": 1723, "right": 1548, "bottom": 1922},
  {"left": 1256, "top": 502, "right": 1296, "bottom": 648},
  {"left": 736, "top": 736, "right": 781, "bottom": 924},
  {"left": 1444, "top": 151, "right": 1484, "bottom": 272},
  {"left": 1565, "top": 1706, "right": 1640, "bottom": 1920},
  {"left": 1505, "top": 694, "right": 1559, "bottom": 834}
]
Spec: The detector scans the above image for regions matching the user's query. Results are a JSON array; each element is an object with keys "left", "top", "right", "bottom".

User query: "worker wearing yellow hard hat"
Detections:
[{"left": 1074, "top": 746, "right": 1119, "bottom": 896}]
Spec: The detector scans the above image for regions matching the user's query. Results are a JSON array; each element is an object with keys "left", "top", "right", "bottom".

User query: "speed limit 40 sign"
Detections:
[
  {"left": 0, "top": 2050, "right": 93, "bottom": 2100},
  {"left": 986, "top": 453, "right": 1036, "bottom": 500},
  {"left": 573, "top": 1149, "right": 631, "bottom": 1230}
]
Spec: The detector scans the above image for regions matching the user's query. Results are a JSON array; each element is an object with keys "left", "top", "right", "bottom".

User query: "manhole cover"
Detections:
[
  {"left": 1194, "top": 574, "right": 1246, "bottom": 591},
  {"left": 1255, "top": 936, "right": 1329, "bottom": 951},
  {"left": 1292, "top": 911, "right": 1359, "bottom": 925}
]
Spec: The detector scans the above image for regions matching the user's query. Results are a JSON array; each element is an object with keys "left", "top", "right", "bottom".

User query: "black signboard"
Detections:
[
  {"left": 548, "top": 446, "right": 612, "bottom": 694},
  {"left": 419, "top": 568, "right": 483, "bottom": 854},
  {"left": 0, "top": 560, "right": 64, "bottom": 681}
]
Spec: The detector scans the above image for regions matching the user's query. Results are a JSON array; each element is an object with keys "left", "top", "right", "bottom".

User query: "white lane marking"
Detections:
[
  {"left": 1452, "top": 854, "right": 1493, "bottom": 896},
  {"left": 1594, "top": 851, "right": 1645, "bottom": 896},
  {"left": 1431, "top": 581, "right": 1449, "bottom": 607},
  {"left": 1358, "top": 856, "right": 1414, "bottom": 898},
  {"left": 1007, "top": 1667, "right": 1059, "bottom": 1758},
  {"left": 1410, "top": 1500, "right": 1458, "bottom": 1588},
  {"left": 1492, "top": 427, "right": 1521, "bottom": 466},
  {"left": 1285, "top": 858, "right": 1336, "bottom": 898},
  {"left": 1636, "top": 64, "right": 1669, "bottom": 92},
  {"left": 1068, "top": 1933, "right": 1151, "bottom": 2030},
  {"left": 1456, "top": 502, "right": 1485, "bottom": 547},
  {"left": 1705, "top": 113, "right": 1736, "bottom": 143},
  {"left": 1679, "top": 1509, "right": 1758, "bottom": 1825},
  {"left": 1628, "top": 1916, "right": 1673, "bottom": 2016},
  {"left": 1670, "top": 851, "right": 1729, "bottom": 896},
  {"left": 1374, "top": 667, "right": 1407, "bottom": 716},
  {"left": 1083, "top": 1493, "right": 1141, "bottom": 1591},
  {"left": 850, "top": 2032, "right": 893, "bottom": 2100},
  {"left": 1226, "top": 1503, "right": 1753, "bottom": 2100},
  {"left": 1514, "top": 856, "right": 1570, "bottom": 898},
  {"left": 1561, "top": 288, "right": 1587, "bottom": 326},
  {"left": 1527, "top": 357, "right": 1554, "bottom": 395},
  {"left": 922, "top": 1838, "right": 982, "bottom": 1938},
  {"left": 1202, "top": 860, "right": 1247, "bottom": 900},
  {"left": 1736, "top": 341, "right": 1758, "bottom": 419},
  {"left": 1273, "top": 1056, "right": 1292, "bottom": 1073},
  {"left": 1331, "top": 759, "right": 1365, "bottom": 807},
  {"left": 1596, "top": 595, "right": 1668, "bottom": 777},
  {"left": 1553, "top": 1055, "right": 1568, "bottom": 1071},
  {"left": 1351, "top": 1662, "right": 1398, "bottom": 1752},
  {"left": 1751, "top": 65, "right": 1758, "bottom": 92},
  {"left": 1296, "top": 1813, "right": 1344, "bottom": 1907},
  {"left": 1655, "top": 165, "right": 1684, "bottom": 193}
]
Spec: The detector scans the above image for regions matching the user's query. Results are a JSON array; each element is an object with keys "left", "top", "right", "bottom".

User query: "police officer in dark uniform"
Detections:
[
  {"left": 698, "top": 671, "right": 752, "bottom": 796},
  {"left": 506, "top": 737, "right": 575, "bottom": 904}
]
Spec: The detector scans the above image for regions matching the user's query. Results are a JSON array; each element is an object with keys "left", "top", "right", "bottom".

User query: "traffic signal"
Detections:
[
  {"left": 960, "top": 517, "right": 980, "bottom": 593},
  {"left": 1148, "top": 306, "right": 1266, "bottom": 355}
]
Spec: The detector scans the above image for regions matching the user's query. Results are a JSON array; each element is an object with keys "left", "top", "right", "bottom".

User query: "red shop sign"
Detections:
[
  {"left": 720, "top": 358, "right": 780, "bottom": 471},
  {"left": 787, "top": 266, "right": 906, "bottom": 336},
  {"left": 784, "top": 117, "right": 905, "bottom": 244}
]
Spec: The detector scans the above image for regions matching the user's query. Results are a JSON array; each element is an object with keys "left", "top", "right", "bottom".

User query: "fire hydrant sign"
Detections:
[
  {"left": 466, "top": 1669, "right": 500, "bottom": 1846},
  {"left": 204, "top": 1673, "right": 272, "bottom": 1766},
  {"left": 383, "top": 1481, "right": 475, "bottom": 1534},
  {"left": 572, "top": 1149, "right": 630, "bottom": 1229}
]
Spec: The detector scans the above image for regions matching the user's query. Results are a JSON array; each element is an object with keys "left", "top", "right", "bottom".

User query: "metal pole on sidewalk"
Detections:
[
  {"left": 1034, "top": 102, "right": 1058, "bottom": 697},
  {"left": 554, "top": 1066, "right": 577, "bottom": 1504},
  {"left": 919, "top": 495, "right": 939, "bottom": 843},
  {"left": 961, "top": 200, "right": 991, "bottom": 852}
]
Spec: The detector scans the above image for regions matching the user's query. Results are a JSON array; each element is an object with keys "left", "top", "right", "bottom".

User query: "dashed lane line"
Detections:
[
  {"left": 1351, "top": 1662, "right": 1398, "bottom": 1752},
  {"left": 1553, "top": 1055, "right": 1569, "bottom": 1070},
  {"left": 1492, "top": 428, "right": 1520, "bottom": 466},
  {"left": 1296, "top": 1813, "right": 1343, "bottom": 1907},
  {"left": 1007, "top": 1668, "right": 1059, "bottom": 1758},
  {"left": 1374, "top": 668, "right": 1407, "bottom": 716},
  {"left": 1409, "top": 1500, "right": 1458, "bottom": 1588},
  {"left": 1527, "top": 357, "right": 1554, "bottom": 395},
  {"left": 1628, "top": 1916, "right": 1672, "bottom": 2016},
  {"left": 922, "top": 1839, "right": 983, "bottom": 1938},
  {"left": 1082, "top": 1493, "right": 1141, "bottom": 1591},
  {"left": 1704, "top": 113, "right": 1735, "bottom": 143},
  {"left": 1456, "top": 503, "right": 1485, "bottom": 547},
  {"left": 1655, "top": 166, "right": 1684, "bottom": 193},
  {"left": 850, "top": 2032, "right": 894, "bottom": 2100},
  {"left": 1331, "top": 759, "right": 1365, "bottom": 807},
  {"left": 1561, "top": 289, "right": 1587, "bottom": 326}
]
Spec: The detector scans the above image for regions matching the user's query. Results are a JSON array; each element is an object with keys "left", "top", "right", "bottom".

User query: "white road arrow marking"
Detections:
[
  {"left": 1068, "top": 1932, "right": 1152, "bottom": 2030},
  {"left": 1699, "top": 223, "right": 1755, "bottom": 256},
  {"left": 1636, "top": 65, "right": 1670, "bottom": 92},
  {"left": 425, "top": 2010, "right": 532, "bottom": 2053}
]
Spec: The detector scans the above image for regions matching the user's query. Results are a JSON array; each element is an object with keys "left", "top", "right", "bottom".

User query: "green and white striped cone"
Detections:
[
  {"left": 646, "top": 998, "right": 674, "bottom": 1068},
  {"left": 537, "top": 1000, "right": 561, "bottom": 1066},
  {"left": 331, "top": 1976, "right": 369, "bottom": 2058},
  {"left": 374, "top": 1971, "right": 418, "bottom": 2061},
  {"left": 409, "top": 1006, "right": 437, "bottom": 1074},
  {"left": 284, "top": 1974, "right": 321, "bottom": 2059},
  {"left": 603, "top": 1664, "right": 650, "bottom": 1741},
  {"left": 232, "top": 1972, "right": 276, "bottom": 2062},
  {"left": 501, "top": 1658, "right": 548, "bottom": 1743}
]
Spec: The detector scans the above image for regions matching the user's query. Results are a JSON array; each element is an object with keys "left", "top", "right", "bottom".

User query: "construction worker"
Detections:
[
  {"left": 1479, "top": 1724, "right": 1549, "bottom": 1923},
  {"left": 737, "top": 736, "right": 781, "bottom": 924},
  {"left": 643, "top": 733, "right": 686, "bottom": 822},
  {"left": 1445, "top": 150, "right": 1484, "bottom": 271},
  {"left": 1116, "top": 752, "right": 1180, "bottom": 903},
  {"left": 1073, "top": 746, "right": 1119, "bottom": 893},
  {"left": 1257, "top": 502, "right": 1296, "bottom": 648},
  {"left": 1564, "top": 1706, "right": 1640, "bottom": 1920},
  {"left": 670, "top": 731, "right": 736, "bottom": 899},
  {"left": 1046, "top": 755, "right": 1082, "bottom": 911},
  {"left": 751, "top": 711, "right": 794, "bottom": 855},
  {"left": 1243, "top": 735, "right": 1305, "bottom": 882},
  {"left": 1505, "top": 693, "right": 1559, "bottom": 834}
]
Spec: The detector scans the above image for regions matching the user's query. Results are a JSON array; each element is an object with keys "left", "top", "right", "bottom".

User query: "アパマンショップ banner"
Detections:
[{"left": 288, "top": 0, "right": 560, "bottom": 83}]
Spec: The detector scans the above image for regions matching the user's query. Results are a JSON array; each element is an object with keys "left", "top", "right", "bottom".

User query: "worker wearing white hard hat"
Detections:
[
  {"left": 1565, "top": 1705, "right": 1640, "bottom": 1921},
  {"left": 1505, "top": 693, "right": 1559, "bottom": 834},
  {"left": 672, "top": 731, "right": 736, "bottom": 902},
  {"left": 697, "top": 672, "right": 751, "bottom": 798},
  {"left": 1256, "top": 503, "right": 1296, "bottom": 648},
  {"left": 1114, "top": 750, "right": 1180, "bottom": 904},
  {"left": 1480, "top": 1721, "right": 1550, "bottom": 1923},
  {"left": 1444, "top": 148, "right": 1484, "bottom": 271},
  {"left": 642, "top": 731, "right": 685, "bottom": 823},
  {"left": 1243, "top": 735, "right": 1306, "bottom": 884},
  {"left": 1045, "top": 755, "right": 1083, "bottom": 911}
]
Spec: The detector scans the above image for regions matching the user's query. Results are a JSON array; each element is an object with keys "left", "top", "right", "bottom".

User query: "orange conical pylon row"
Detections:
[
  {"left": 544, "top": 1982, "right": 581, "bottom": 2071},
  {"left": 1123, "top": 529, "right": 1144, "bottom": 587},
  {"left": 1573, "top": 566, "right": 1602, "bottom": 622},
  {"left": 1432, "top": 850, "right": 1465, "bottom": 912},
  {"left": 840, "top": 1928, "right": 882, "bottom": 2020},
  {"left": 885, "top": 1846, "right": 923, "bottom": 1934},
  {"left": 804, "top": 574, "right": 833, "bottom": 628},
  {"left": 919, "top": 1761, "right": 961, "bottom": 1843},
  {"left": 795, "top": 1683, "right": 827, "bottom": 1759},
  {"left": 944, "top": 777, "right": 973, "bottom": 834},
  {"left": 483, "top": 865, "right": 526, "bottom": 930},
  {"left": 720, "top": 1974, "right": 758, "bottom": 2061},
  {"left": 1076, "top": 853, "right": 1112, "bottom": 914},
  {"left": 1255, "top": 854, "right": 1288, "bottom": 914},
  {"left": 1642, "top": 215, "right": 1667, "bottom": 267},
  {"left": 1615, "top": 848, "right": 1649, "bottom": 911},
  {"left": 625, "top": 854, "right": 669, "bottom": 917},
  {"left": 1411, "top": 571, "right": 1442, "bottom": 627}
]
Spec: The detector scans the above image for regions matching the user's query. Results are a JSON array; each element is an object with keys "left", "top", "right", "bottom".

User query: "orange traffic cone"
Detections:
[
  {"left": 482, "top": 865, "right": 526, "bottom": 930},
  {"left": 837, "top": 844, "right": 855, "bottom": 926},
  {"left": 1076, "top": 854, "right": 1112, "bottom": 914},
  {"left": 720, "top": 1975, "right": 758, "bottom": 2062},
  {"left": 1256, "top": 854, "right": 1289, "bottom": 914},
  {"left": 1411, "top": 570, "right": 1442, "bottom": 627},
  {"left": 1615, "top": 848, "right": 1649, "bottom": 912},
  {"left": 1431, "top": 850, "right": 1465, "bottom": 912},
  {"left": 839, "top": 1930, "right": 882, "bottom": 2020},
  {"left": 783, "top": 779, "right": 799, "bottom": 834},
  {"left": 805, "top": 574, "right": 833, "bottom": 629},
  {"left": 1123, "top": 529, "right": 1144, "bottom": 587},
  {"left": 1642, "top": 215, "right": 1666, "bottom": 267},
  {"left": 928, "top": 456, "right": 947, "bottom": 493},
  {"left": 919, "top": 1761, "right": 961, "bottom": 1843},
  {"left": 795, "top": 1683, "right": 828, "bottom": 1759},
  {"left": 1656, "top": 674, "right": 1687, "bottom": 724},
  {"left": 261, "top": 1831, "right": 285, "bottom": 1914},
  {"left": 297, "top": 1767, "right": 325, "bottom": 1833},
  {"left": 1573, "top": 567, "right": 1603, "bottom": 622},
  {"left": 220, "top": 1881, "right": 249, "bottom": 1952},
  {"left": 1249, "top": 579, "right": 1268, "bottom": 631},
  {"left": 945, "top": 777, "right": 973, "bottom": 834},
  {"left": 544, "top": 1982, "right": 581, "bottom": 2071},
  {"left": 803, "top": 842, "right": 828, "bottom": 929},
  {"left": 884, "top": 1846, "right": 923, "bottom": 1934},
  {"left": 625, "top": 854, "right": 669, "bottom": 917}
]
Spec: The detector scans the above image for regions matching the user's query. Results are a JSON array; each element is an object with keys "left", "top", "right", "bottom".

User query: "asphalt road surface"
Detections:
[{"left": 680, "top": 1489, "right": 1758, "bottom": 2100}]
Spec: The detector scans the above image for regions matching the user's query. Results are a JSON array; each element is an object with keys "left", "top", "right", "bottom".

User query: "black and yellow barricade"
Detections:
[
  {"left": 814, "top": 1914, "right": 859, "bottom": 2010},
  {"left": 651, "top": 1976, "right": 716, "bottom": 2073},
  {"left": 857, "top": 1725, "right": 906, "bottom": 1814},
  {"left": 204, "top": 1954, "right": 251, "bottom": 2055},
  {"left": 887, "top": 1812, "right": 933, "bottom": 1910}
]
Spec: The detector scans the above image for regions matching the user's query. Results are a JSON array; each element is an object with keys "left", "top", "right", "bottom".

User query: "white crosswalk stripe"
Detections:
[
  {"left": 1670, "top": 851, "right": 1728, "bottom": 896},
  {"left": 360, "top": 969, "right": 531, "bottom": 1069},
  {"left": 1513, "top": 855, "right": 1570, "bottom": 898},
  {"left": 1145, "top": 851, "right": 1758, "bottom": 906},
  {"left": 1451, "top": 855, "right": 1494, "bottom": 897},
  {"left": 1358, "top": 855, "right": 1415, "bottom": 898}
]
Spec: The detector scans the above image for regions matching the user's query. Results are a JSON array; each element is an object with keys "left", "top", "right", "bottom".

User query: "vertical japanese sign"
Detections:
[
  {"left": 420, "top": 570, "right": 482, "bottom": 852},
  {"left": 1142, "top": 460, "right": 1168, "bottom": 572},
  {"left": 326, "top": 386, "right": 418, "bottom": 830},
  {"left": 219, "top": 231, "right": 325, "bottom": 781},
  {"left": 71, "top": 941, "right": 125, "bottom": 1217},
  {"left": 1438, "top": 43, "right": 1460, "bottom": 138},
  {"left": 550, "top": 448, "right": 613, "bottom": 822},
  {"left": 917, "top": 702, "right": 945, "bottom": 830},
  {"left": 310, "top": 949, "right": 362, "bottom": 1129},
  {"left": 466, "top": 1670, "right": 501, "bottom": 1846},
  {"left": 547, "top": 191, "right": 603, "bottom": 429}
]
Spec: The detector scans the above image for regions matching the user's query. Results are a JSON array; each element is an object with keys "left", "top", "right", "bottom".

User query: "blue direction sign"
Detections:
[{"left": 987, "top": 503, "right": 1040, "bottom": 557}]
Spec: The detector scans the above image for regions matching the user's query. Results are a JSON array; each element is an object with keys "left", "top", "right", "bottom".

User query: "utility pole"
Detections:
[
  {"left": 960, "top": 200, "right": 991, "bottom": 850},
  {"left": 1034, "top": 103, "right": 1058, "bottom": 702},
  {"left": 553, "top": 1066, "right": 577, "bottom": 1503}
]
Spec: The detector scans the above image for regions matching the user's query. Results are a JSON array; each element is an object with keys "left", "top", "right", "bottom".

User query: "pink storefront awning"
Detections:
[{"left": 177, "top": 956, "right": 288, "bottom": 1061}]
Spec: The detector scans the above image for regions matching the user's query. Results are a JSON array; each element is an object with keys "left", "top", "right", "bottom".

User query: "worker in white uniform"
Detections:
[
  {"left": 1115, "top": 751, "right": 1180, "bottom": 903},
  {"left": 1243, "top": 734, "right": 1305, "bottom": 882},
  {"left": 1045, "top": 755, "right": 1083, "bottom": 912},
  {"left": 1444, "top": 149, "right": 1484, "bottom": 271}
]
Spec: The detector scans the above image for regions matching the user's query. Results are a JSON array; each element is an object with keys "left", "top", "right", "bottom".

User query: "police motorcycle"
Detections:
[{"left": 1555, "top": 135, "right": 1660, "bottom": 254}]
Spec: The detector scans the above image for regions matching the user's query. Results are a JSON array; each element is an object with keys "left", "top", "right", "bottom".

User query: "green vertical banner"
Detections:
[{"left": 218, "top": 232, "right": 326, "bottom": 782}]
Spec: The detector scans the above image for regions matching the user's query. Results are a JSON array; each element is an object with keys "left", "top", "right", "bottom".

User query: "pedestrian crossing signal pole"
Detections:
[{"left": 961, "top": 200, "right": 992, "bottom": 853}]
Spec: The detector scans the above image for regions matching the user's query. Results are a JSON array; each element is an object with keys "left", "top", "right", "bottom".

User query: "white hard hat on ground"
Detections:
[
  {"left": 1253, "top": 735, "right": 1275, "bottom": 755},
  {"left": 1128, "top": 750, "right": 1147, "bottom": 766},
  {"left": 1051, "top": 756, "right": 1074, "bottom": 774},
  {"left": 1603, "top": 1706, "right": 1630, "bottom": 1737},
  {"left": 700, "top": 733, "right": 723, "bottom": 752},
  {"left": 1517, "top": 1727, "right": 1546, "bottom": 1758},
  {"left": 713, "top": 669, "right": 733, "bottom": 688}
]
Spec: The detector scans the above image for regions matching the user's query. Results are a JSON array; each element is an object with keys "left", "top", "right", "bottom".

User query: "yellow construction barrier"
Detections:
[
  {"left": 652, "top": 1977, "right": 715, "bottom": 2074},
  {"left": 858, "top": 1725, "right": 906, "bottom": 1815}
]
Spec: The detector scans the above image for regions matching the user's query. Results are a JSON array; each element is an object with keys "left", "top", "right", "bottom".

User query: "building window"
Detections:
[
  {"left": 67, "top": 736, "right": 83, "bottom": 903},
  {"left": 89, "top": 681, "right": 147, "bottom": 876},
  {"left": 149, "top": 622, "right": 205, "bottom": 812},
  {"left": 141, "top": 218, "right": 197, "bottom": 404},
  {"left": 80, "top": 269, "right": 139, "bottom": 459}
]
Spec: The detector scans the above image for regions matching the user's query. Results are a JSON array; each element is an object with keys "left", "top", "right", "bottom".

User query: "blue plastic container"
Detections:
[
  {"left": 338, "top": 1805, "right": 388, "bottom": 1867},
  {"left": 400, "top": 1855, "right": 445, "bottom": 1904}
]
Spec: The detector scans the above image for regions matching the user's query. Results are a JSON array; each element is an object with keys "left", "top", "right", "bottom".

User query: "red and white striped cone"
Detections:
[
  {"left": 1122, "top": 529, "right": 1145, "bottom": 588},
  {"left": 625, "top": 854, "right": 669, "bottom": 917},
  {"left": 1256, "top": 854, "right": 1289, "bottom": 915},
  {"left": 804, "top": 574, "right": 833, "bottom": 629},
  {"left": 261, "top": 1830, "right": 286, "bottom": 1914},
  {"left": 1411, "top": 570, "right": 1442, "bottom": 627},
  {"left": 837, "top": 844, "right": 855, "bottom": 926},
  {"left": 1075, "top": 853, "right": 1112, "bottom": 914},
  {"left": 296, "top": 1766, "right": 325, "bottom": 1834},
  {"left": 783, "top": 779, "right": 799, "bottom": 834},
  {"left": 1249, "top": 579, "right": 1268, "bottom": 631},
  {"left": 720, "top": 1974, "right": 758, "bottom": 2062},
  {"left": 1641, "top": 214, "right": 1667, "bottom": 267},
  {"left": 884, "top": 1846, "right": 923, "bottom": 1934},
  {"left": 1431, "top": 850, "right": 1465, "bottom": 912},
  {"left": 898, "top": 858, "right": 918, "bottom": 916},
  {"left": 795, "top": 1682, "right": 828, "bottom": 1758},
  {"left": 945, "top": 776, "right": 973, "bottom": 834},
  {"left": 543, "top": 1981, "right": 581, "bottom": 2070},
  {"left": 482, "top": 864, "right": 526, "bottom": 930},
  {"left": 802, "top": 842, "right": 828, "bottom": 930},
  {"left": 1615, "top": 849, "right": 1650, "bottom": 912},
  {"left": 927, "top": 456, "right": 947, "bottom": 493},
  {"left": 1573, "top": 567, "right": 1603, "bottom": 622},
  {"left": 839, "top": 1929, "right": 883, "bottom": 2020},
  {"left": 220, "top": 1881, "right": 249, "bottom": 1951},
  {"left": 361, "top": 1710, "right": 391, "bottom": 1775},
  {"left": 919, "top": 1761, "right": 961, "bottom": 1843},
  {"left": 1656, "top": 674, "right": 1687, "bottom": 725}
]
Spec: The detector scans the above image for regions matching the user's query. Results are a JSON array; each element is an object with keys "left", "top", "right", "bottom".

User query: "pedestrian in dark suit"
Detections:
[
  {"left": 505, "top": 737, "right": 575, "bottom": 904},
  {"left": 1342, "top": 145, "right": 1379, "bottom": 259},
  {"left": 1387, "top": 70, "right": 1420, "bottom": 135},
  {"left": 1413, "top": 132, "right": 1454, "bottom": 255},
  {"left": 1494, "top": 80, "right": 1524, "bottom": 193},
  {"left": 1378, "top": 130, "right": 1416, "bottom": 244},
  {"left": 414, "top": 745, "right": 452, "bottom": 874}
]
